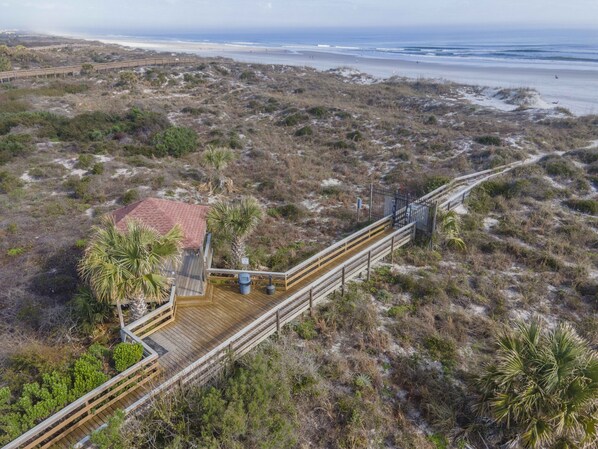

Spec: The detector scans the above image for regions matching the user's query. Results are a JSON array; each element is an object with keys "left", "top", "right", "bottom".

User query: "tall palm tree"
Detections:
[
  {"left": 203, "top": 146, "right": 235, "bottom": 192},
  {"left": 79, "top": 217, "right": 183, "bottom": 324},
  {"left": 207, "top": 197, "right": 263, "bottom": 268},
  {"left": 477, "top": 320, "right": 598, "bottom": 449}
]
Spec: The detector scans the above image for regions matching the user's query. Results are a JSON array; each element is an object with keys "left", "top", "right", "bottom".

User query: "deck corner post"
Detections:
[{"left": 276, "top": 310, "right": 281, "bottom": 334}]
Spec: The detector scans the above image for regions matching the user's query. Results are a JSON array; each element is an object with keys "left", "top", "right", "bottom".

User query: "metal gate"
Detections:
[{"left": 369, "top": 184, "right": 436, "bottom": 235}]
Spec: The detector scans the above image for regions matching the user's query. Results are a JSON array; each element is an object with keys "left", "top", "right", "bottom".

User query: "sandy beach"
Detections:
[{"left": 96, "top": 37, "right": 598, "bottom": 116}]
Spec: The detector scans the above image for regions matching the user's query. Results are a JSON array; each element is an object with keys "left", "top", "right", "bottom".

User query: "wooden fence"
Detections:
[
  {"left": 0, "top": 57, "right": 197, "bottom": 82},
  {"left": 208, "top": 214, "right": 393, "bottom": 290}
]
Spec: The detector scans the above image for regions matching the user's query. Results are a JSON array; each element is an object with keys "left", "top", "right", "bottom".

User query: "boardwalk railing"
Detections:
[
  {"left": 126, "top": 286, "right": 177, "bottom": 339},
  {"left": 0, "top": 57, "right": 197, "bottom": 82},
  {"left": 122, "top": 222, "right": 416, "bottom": 418},
  {"left": 4, "top": 328, "right": 161, "bottom": 449},
  {"left": 5, "top": 161, "right": 525, "bottom": 448},
  {"left": 208, "top": 215, "right": 393, "bottom": 290},
  {"left": 2, "top": 286, "right": 178, "bottom": 449}
]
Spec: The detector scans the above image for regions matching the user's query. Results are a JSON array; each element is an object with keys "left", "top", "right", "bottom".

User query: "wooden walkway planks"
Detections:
[{"left": 47, "top": 228, "right": 394, "bottom": 448}]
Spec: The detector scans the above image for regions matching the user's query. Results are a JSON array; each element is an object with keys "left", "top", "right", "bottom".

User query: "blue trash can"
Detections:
[{"left": 239, "top": 272, "right": 251, "bottom": 295}]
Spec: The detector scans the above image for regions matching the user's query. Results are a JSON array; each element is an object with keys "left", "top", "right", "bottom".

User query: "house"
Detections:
[{"left": 112, "top": 198, "right": 211, "bottom": 298}]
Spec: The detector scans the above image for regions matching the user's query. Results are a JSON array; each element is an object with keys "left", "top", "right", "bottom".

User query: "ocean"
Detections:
[
  {"left": 101, "top": 27, "right": 598, "bottom": 70},
  {"left": 88, "top": 27, "right": 598, "bottom": 115}
]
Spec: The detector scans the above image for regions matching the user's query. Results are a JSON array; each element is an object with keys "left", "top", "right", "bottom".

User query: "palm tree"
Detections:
[
  {"left": 79, "top": 217, "right": 183, "bottom": 324},
  {"left": 203, "top": 146, "right": 235, "bottom": 192},
  {"left": 438, "top": 210, "right": 466, "bottom": 251},
  {"left": 207, "top": 197, "right": 263, "bottom": 268},
  {"left": 477, "top": 320, "right": 598, "bottom": 449}
]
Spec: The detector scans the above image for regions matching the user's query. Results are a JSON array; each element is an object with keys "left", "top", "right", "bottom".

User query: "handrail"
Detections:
[
  {"left": 2, "top": 285, "right": 177, "bottom": 449},
  {"left": 3, "top": 330, "right": 159, "bottom": 449},
  {"left": 126, "top": 286, "right": 176, "bottom": 334},
  {"left": 124, "top": 222, "right": 416, "bottom": 413},
  {"left": 5, "top": 161, "right": 524, "bottom": 448},
  {"left": 208, "top": 215, "right": 393, "bottom": 288},
  {"left": 0, "top": 57, "right": 197, "bottom": 81}
]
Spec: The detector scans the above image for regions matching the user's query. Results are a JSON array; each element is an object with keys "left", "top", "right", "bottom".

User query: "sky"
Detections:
[{"left": 1, "top": 0, "right": 597, "bottom": 34}]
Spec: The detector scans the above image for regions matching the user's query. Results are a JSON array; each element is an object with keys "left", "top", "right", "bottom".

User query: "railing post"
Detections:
[
  {"left": 390, "top": 236, "right": 395, "bottom": 264},
  {"left": 341, "top": 266, "right": 346, "bottom": 296},
  {"left": 367, "top": 251, "right": 372, "bottom": 282},
  {"left": 276, "top": 310, "right": 281, "bottom": 333},
  {"left": 309, "top": 289, "right": 314, "bottom": 316}
]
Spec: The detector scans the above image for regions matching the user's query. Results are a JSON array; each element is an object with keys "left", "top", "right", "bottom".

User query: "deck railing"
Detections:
[
  {"left": 3, "top": 326, "right": 160, "bottom": 449},
  {"left": 2, "top": 286, "right": 178, "bottom": 449},
  {"left": 0, "top": 57, "right": 197, "bottom": 82},
  {"left": 122, "top": 222, "right": 416, "bottom": 417},
  {"left": 5, "top": 161, "right": 525, "bottom": 448},
  {"left": 126, "top": 286, "right": 178, "bottom": 339},
  {"left": 208, "top": 215, "right": 393, "bottom": 290}
]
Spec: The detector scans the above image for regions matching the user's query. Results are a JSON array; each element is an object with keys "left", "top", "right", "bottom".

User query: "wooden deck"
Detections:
[{"left": 55, "top": 227, "right": 394, "bottom": 448}]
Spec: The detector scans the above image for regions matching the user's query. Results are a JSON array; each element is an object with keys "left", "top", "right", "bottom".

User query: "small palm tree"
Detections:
[
  {"left": 203, "top": 146, "right": 235, "bottom": 192},
  {"left": 477, "top": 320, "right": 598, "bottom": 449},
  {"left": 79, "top": 217, "right": 183, "bottom": 324},
  {"left": 207, "top": 197, "right": 263, "bottom": 268},
  {"left": 438, "top": 210, "right": 466, "bottom": 251}
]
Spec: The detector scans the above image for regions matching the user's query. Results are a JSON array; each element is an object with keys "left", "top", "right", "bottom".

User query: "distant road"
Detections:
[{"left": 0, "top": 56, "right": 197, "bottom": 82}]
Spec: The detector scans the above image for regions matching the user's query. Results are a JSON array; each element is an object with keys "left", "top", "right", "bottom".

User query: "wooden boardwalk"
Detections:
[
  {"left": 6, "top": 162, "right": 525, "bottom": 449},
  {"left": 56, "top": 228, "right": 394, "bottom": 448}
]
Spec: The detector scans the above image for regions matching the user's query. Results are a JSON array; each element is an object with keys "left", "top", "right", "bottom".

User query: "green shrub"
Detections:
[
  {"left": 424, "top": 175, "right": 451, "bottom": 194},
  {"left": 541, "top": 156, "right": 579, "bottom": 178},
  {"left": 424, "top": 335, "right": 457, "bottom": 370},
  {"left": 113, "top": 343, "right": 144, "bottom": 373},
  {"left": 76, "top": 154, "right": 94, "bottom": 169},
  {"left": 151, "top": 126, "right": 198, "bottom": 157},
  {"left": 294, "top": 125, "right": 313, "bottom": 137},
  {"left": 90, "top": 410, "right": 127, "bottom": 449},
  {"left": 0, "top": 348, "right": 109, "bottom": 443},
  {"left": 90, "top": 162, "right": 104, "bottom": 175},
  {"left": 70, "top": 288, "right": 111, "bottom": 333},
  {"left": 387, "top": 304, "right": 414, "bottom": 318},
  {"left": 272, "top": 203, "right": 305, "bottom": 221},
  {"left": 279, "top": 112, "right": 307, "bottom": 127},
  {"left": 0, "top": 134, "right": 33, "bottom": 165},
  {"left": 475, "top": 135, "right": 501, "bottom": 146},
  {"left": 295, "top": 319, "right": 318, "bottom": 340},
  {"left": 121, "top": 189, "right": 139, "bottom": 205},
  {"left": 0, "top": 170, "right": 22, "bottom": 194},
  {"left": 346, "top": 130, "right": 363, "bottom": 141},
  {"left": 63, "top": 176, "right": 94, "bottom": 202},
  {"left": 307, "top": 106, "right": 328, "bottom": 118},
  {"left": 565, "top": 198, "right": 598, "bottom": 215},
  {"left": 7, "top": 247, "right": 25, "bottom": 257}
]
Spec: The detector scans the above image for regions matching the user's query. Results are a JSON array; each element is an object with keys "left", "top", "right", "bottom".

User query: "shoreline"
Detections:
[{"left": 95, "top": 37, "right": 598, "bottom": 116}]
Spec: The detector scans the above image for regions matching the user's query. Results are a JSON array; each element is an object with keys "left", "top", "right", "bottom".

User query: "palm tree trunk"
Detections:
[
  {"left": 231, "top": 236, "right": 246, "bottom": 269},
  {"left": 129, "top": 295, "right": 148, "bottom": 321},
  {"left": 116, "top": 301, "right": 125, "bottom": 328}
]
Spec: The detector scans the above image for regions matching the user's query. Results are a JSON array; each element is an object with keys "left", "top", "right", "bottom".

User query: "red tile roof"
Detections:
[{"left": 112, "top": 198, "right": 210, "bottom": 250}]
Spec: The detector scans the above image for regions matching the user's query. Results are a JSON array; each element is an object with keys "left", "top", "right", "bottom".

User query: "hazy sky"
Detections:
[{"left": 1, "top": 0, "right": 597, "bottom": 33}]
